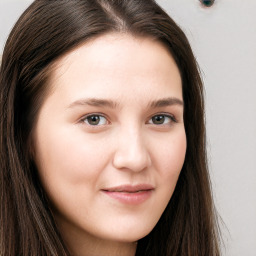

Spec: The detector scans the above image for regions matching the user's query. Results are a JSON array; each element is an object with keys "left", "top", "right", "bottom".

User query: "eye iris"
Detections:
[
  {"left": 152, "top": 115, "right": 165, "bottom": 124},
  {"left": 88, "top": 115, "right": 100, "bottom": 125}
]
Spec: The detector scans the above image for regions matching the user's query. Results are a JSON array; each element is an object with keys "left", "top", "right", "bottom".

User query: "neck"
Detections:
[
  {"left": 55, "top": 216, "right": 137, "bottom": 256},
  {"left": 67, "top": 235, "right": 137, "bottom": 256}
]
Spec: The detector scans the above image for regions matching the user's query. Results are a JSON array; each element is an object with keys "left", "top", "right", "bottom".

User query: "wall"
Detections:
[{"left": 1, "top": 0, "right": 256, "bottom": 255}]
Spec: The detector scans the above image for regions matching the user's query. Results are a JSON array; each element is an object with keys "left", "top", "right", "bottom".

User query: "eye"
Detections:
[
  {"left": 148, "top": 114, "right": 176, "bottom": 125},
  {"left": 82, "top": 115, "right": 108, "bottom": 126}
]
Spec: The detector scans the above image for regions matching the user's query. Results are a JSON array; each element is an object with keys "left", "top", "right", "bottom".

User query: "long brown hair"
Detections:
[{"left": 0, "top": 0, "right": 221, "bottom": 255}]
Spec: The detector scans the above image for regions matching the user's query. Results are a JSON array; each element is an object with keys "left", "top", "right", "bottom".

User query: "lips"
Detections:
[
  {"left": 101, "top": 184, "right": 154, "bottom": 204},
  {"left": 103, "top": 184, "right": 154, "bottom": 193}
]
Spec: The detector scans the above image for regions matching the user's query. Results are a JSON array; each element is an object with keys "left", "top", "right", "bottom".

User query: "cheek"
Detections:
[
  {"left": 33, "top": 126, "right": 111, "bottom": 197},
  {"left": 33, "top": 128, "right": 113, "bottom": 221},
  {"left": 154, "top": 129, "right": 186, "bottom": 189}
]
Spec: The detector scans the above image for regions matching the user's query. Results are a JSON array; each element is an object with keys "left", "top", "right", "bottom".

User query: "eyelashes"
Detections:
[
  {"left": 83, "top": 115, "right": 108, "bottom": 126},
  {"left": 80, "top": 113, "right": 177, "bottom": 127},
  {"left": 148, "top": 114, "right": 177, "bottom": 125}
]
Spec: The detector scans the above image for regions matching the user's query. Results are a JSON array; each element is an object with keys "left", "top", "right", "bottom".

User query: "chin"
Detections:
[{"left": 105, "top": 224, "right": 155, "bottom": 243}]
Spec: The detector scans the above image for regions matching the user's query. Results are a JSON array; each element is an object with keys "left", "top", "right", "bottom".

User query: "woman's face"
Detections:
[{"left": 33, "top": 33, "right": 186, "bottom": 250}]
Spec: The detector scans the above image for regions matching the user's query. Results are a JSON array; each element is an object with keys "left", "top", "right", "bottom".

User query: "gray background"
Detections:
[{"left": 1, "top": 0, "right": 256, "bottom": 255}]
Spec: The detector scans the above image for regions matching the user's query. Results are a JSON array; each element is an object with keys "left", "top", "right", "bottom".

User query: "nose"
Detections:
[{"left": 112, "top": 127, "right": 152, "bottom": 172}]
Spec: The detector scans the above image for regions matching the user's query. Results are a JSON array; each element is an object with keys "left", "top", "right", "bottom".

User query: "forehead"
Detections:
[{"left": 48, "top": 33, "right": 182, "bottom": 105}]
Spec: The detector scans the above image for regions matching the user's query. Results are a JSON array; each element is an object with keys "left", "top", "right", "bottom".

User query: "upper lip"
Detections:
[{"left": 102, "top": 184, "right": 154, "bottom": 193}]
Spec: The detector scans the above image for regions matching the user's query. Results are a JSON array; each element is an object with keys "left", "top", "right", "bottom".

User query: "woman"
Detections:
[{"left": 0, "top": 0, "right": 221, "bottom": 255}]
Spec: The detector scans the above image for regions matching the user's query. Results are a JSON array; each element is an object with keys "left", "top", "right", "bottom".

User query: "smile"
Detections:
[{"left": 101, "top": 184, "right": 154, "bottom": 205}]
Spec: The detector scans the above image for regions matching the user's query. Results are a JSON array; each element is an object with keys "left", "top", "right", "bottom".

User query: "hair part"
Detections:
[{"left": 0, "top": 0, "right": 221, "bottom": 255}]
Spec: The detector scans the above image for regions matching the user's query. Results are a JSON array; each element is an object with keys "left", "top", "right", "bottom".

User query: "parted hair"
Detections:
[{"left": 0, "top": 0, "right": 221, "bottom": 255}]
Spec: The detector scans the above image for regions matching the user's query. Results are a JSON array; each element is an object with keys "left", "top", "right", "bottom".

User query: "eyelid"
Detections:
[
  {"left": 77, "top": 112, "right": 177, "bottom": 127},
  {"left": 147, "top": 113, "right": 177, "bottom": 125},
  {"left": 79, "top": 113, "right": 110, "bottom": 126}
]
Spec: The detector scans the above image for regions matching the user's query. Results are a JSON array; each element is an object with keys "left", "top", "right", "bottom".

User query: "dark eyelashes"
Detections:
[
  {"left": 160, "top": 113, "right": 177, "bottom": 122},
  {"left": 80, "top": 113, "right": 108, "bottom": 126},
  {"left": 148, "top": 113, "right": 177, "bottom": 125},
  {"left": 79, "top": 112, "right": 178, "bottom": 127}
]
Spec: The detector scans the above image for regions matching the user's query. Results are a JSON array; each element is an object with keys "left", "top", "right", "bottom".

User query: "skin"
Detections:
[{"left": 33, "top": 33, "right": 187, "bottom": 256}]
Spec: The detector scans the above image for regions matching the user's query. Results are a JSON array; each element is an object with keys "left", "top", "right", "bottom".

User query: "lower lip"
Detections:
[{"left": 102, "top": 190, "right": 153, "bottom": 205}]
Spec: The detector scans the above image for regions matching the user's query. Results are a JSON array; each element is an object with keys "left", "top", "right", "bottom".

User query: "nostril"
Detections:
[{"left": 199, "top": 0, "right": 215, "bottom": 7}]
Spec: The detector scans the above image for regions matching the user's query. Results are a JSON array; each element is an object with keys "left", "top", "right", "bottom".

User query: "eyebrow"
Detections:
[
  {"left": 148, "top": 97, "right": 183, "bottom": 108},
  {"left": 68, "top": 97, "right": 183, "bottom": 109},
  {"left": 68, "top": 98, "right": 119, "bottom": 109}
]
